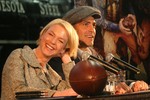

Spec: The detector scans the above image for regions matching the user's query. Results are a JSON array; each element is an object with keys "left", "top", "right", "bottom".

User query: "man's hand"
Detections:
[
  {"left": 131, "top": 81, "right": 149, "bottom": 92},
  {"left": 115, "top": 82, "right": 133, "bottom": 95}
]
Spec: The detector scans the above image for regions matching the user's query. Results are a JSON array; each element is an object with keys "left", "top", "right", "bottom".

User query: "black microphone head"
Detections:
[{"left": 105, "top": 53, "right": 114, "bottom": 62}]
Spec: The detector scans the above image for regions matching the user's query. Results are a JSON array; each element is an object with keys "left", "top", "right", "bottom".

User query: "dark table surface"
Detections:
[{"left": 16, "top": 90, "right": 150, "bottom": 100}]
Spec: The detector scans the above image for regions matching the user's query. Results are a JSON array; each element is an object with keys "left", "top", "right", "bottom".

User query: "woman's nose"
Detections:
[{"left": 51, "top": 38, "right": 57, "bottom": 44}]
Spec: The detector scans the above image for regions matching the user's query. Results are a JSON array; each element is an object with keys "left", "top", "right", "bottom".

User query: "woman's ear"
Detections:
[
  {"left": 60, "top": 49, "right": 66, "bottom": 55},
  {"left": 65, "top": 48, "right": 70, "bottom": 52},
  {"left": 59, "top": 48, "right": 70, "bottom": 56}
]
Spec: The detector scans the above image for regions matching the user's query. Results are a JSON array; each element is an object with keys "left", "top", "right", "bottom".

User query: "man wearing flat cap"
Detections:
[
  {"left": 49, "top": 6, "right": 102, "bottom": 79},
  {"left": 63, "top": 6, "right": 101, "bottom": 25},
  {"left": 63, "top": 6, "right": 101, "bottom": 53}
]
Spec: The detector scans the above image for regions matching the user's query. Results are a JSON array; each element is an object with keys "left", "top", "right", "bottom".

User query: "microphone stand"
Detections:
[
  {"left": 78, "top": 48, "right": 121, "bottom": 74},
  {"left": 89, "top": 55, "right": 121, "bottom": 74},
  {"left": 112, "top": 57, "right": 140, "bottom": 74}
]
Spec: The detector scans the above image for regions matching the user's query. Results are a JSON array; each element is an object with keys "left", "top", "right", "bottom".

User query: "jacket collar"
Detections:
[
  {"left": 21, "top": 45, "right": 41, "bottom": 68},
  {"left": 21, "top": 46, "right": 52, "bottom": 86}
]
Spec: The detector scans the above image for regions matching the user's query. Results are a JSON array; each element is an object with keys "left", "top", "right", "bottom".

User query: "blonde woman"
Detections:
[{"left": 1, "top": 19, "right": 79, "bottom": 100}]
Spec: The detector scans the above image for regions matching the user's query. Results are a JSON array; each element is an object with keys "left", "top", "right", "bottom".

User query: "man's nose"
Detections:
[
  {"left": 88, "top": 25, "right": 95, "bottom": 32},
  {"left": 88, "top": 25, "right": 96, "bottom": 34}
]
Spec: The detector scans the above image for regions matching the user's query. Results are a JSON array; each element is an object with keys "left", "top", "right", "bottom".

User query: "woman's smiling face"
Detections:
[{"left": 39, "top": 24, "right": 69, "bottom": 58}]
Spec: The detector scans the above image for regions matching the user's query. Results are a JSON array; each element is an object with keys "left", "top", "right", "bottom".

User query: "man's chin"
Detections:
[{"left": 79, "top": 41, "right": 93, "bottom": 48}]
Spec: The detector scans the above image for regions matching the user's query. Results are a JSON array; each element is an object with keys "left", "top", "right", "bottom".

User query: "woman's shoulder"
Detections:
[
  {"left": 7, "top": 45, "right": 32, "bottom": 60},
  {"left": 9, "top": 48, "right": 23, "bottom": 57}
]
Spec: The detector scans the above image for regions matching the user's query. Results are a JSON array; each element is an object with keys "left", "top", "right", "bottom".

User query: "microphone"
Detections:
[
  {"left": 77, "top": 49, "right": 121, "bottom": 74},
  {"left": 105, "top": 53, "right": 140, "bottom": 74}
]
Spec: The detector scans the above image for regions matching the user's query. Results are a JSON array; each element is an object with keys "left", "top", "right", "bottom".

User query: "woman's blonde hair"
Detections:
[{"left": 37, "top": 19, "right": 79, "bottom": 58}]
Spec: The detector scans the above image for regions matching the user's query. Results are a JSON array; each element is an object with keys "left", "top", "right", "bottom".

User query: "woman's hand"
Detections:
[
  {"left": 53, "top": 88, "right": 78, "bottom": 97},
  {"left": 60, "top": 51, "right": 72, "bottom": 64}
]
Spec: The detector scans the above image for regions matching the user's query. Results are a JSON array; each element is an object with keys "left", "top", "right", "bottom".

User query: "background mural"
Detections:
[{"left": 74, "top": 0, "right": 150, "bottom": 83}]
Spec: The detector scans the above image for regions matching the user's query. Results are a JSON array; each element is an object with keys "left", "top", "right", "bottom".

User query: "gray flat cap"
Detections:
[{"left": 63, "top": 6, "right": 101, "bottom": 25}]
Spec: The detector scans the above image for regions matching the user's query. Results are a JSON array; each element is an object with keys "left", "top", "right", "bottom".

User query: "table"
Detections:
[{"left": 16, "top": 90, "right": 150, "bottom": 100}]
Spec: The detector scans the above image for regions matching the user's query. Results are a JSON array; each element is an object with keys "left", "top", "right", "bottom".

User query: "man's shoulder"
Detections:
[{"left": 88, "top": 47, "right": 103, "bottom": 59}]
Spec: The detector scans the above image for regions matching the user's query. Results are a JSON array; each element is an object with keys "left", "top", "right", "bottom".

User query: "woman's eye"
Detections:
[
  {"left": 59, "top": 40, "right": 64, "bottom": 44},
  {"left": 49, "top": 32, "right": 54, "bottom": 36}
]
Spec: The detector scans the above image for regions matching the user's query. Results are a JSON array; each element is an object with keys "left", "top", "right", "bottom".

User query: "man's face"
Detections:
[{"left": 74, "top": 16, "right": 96, "bottom": 47}]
